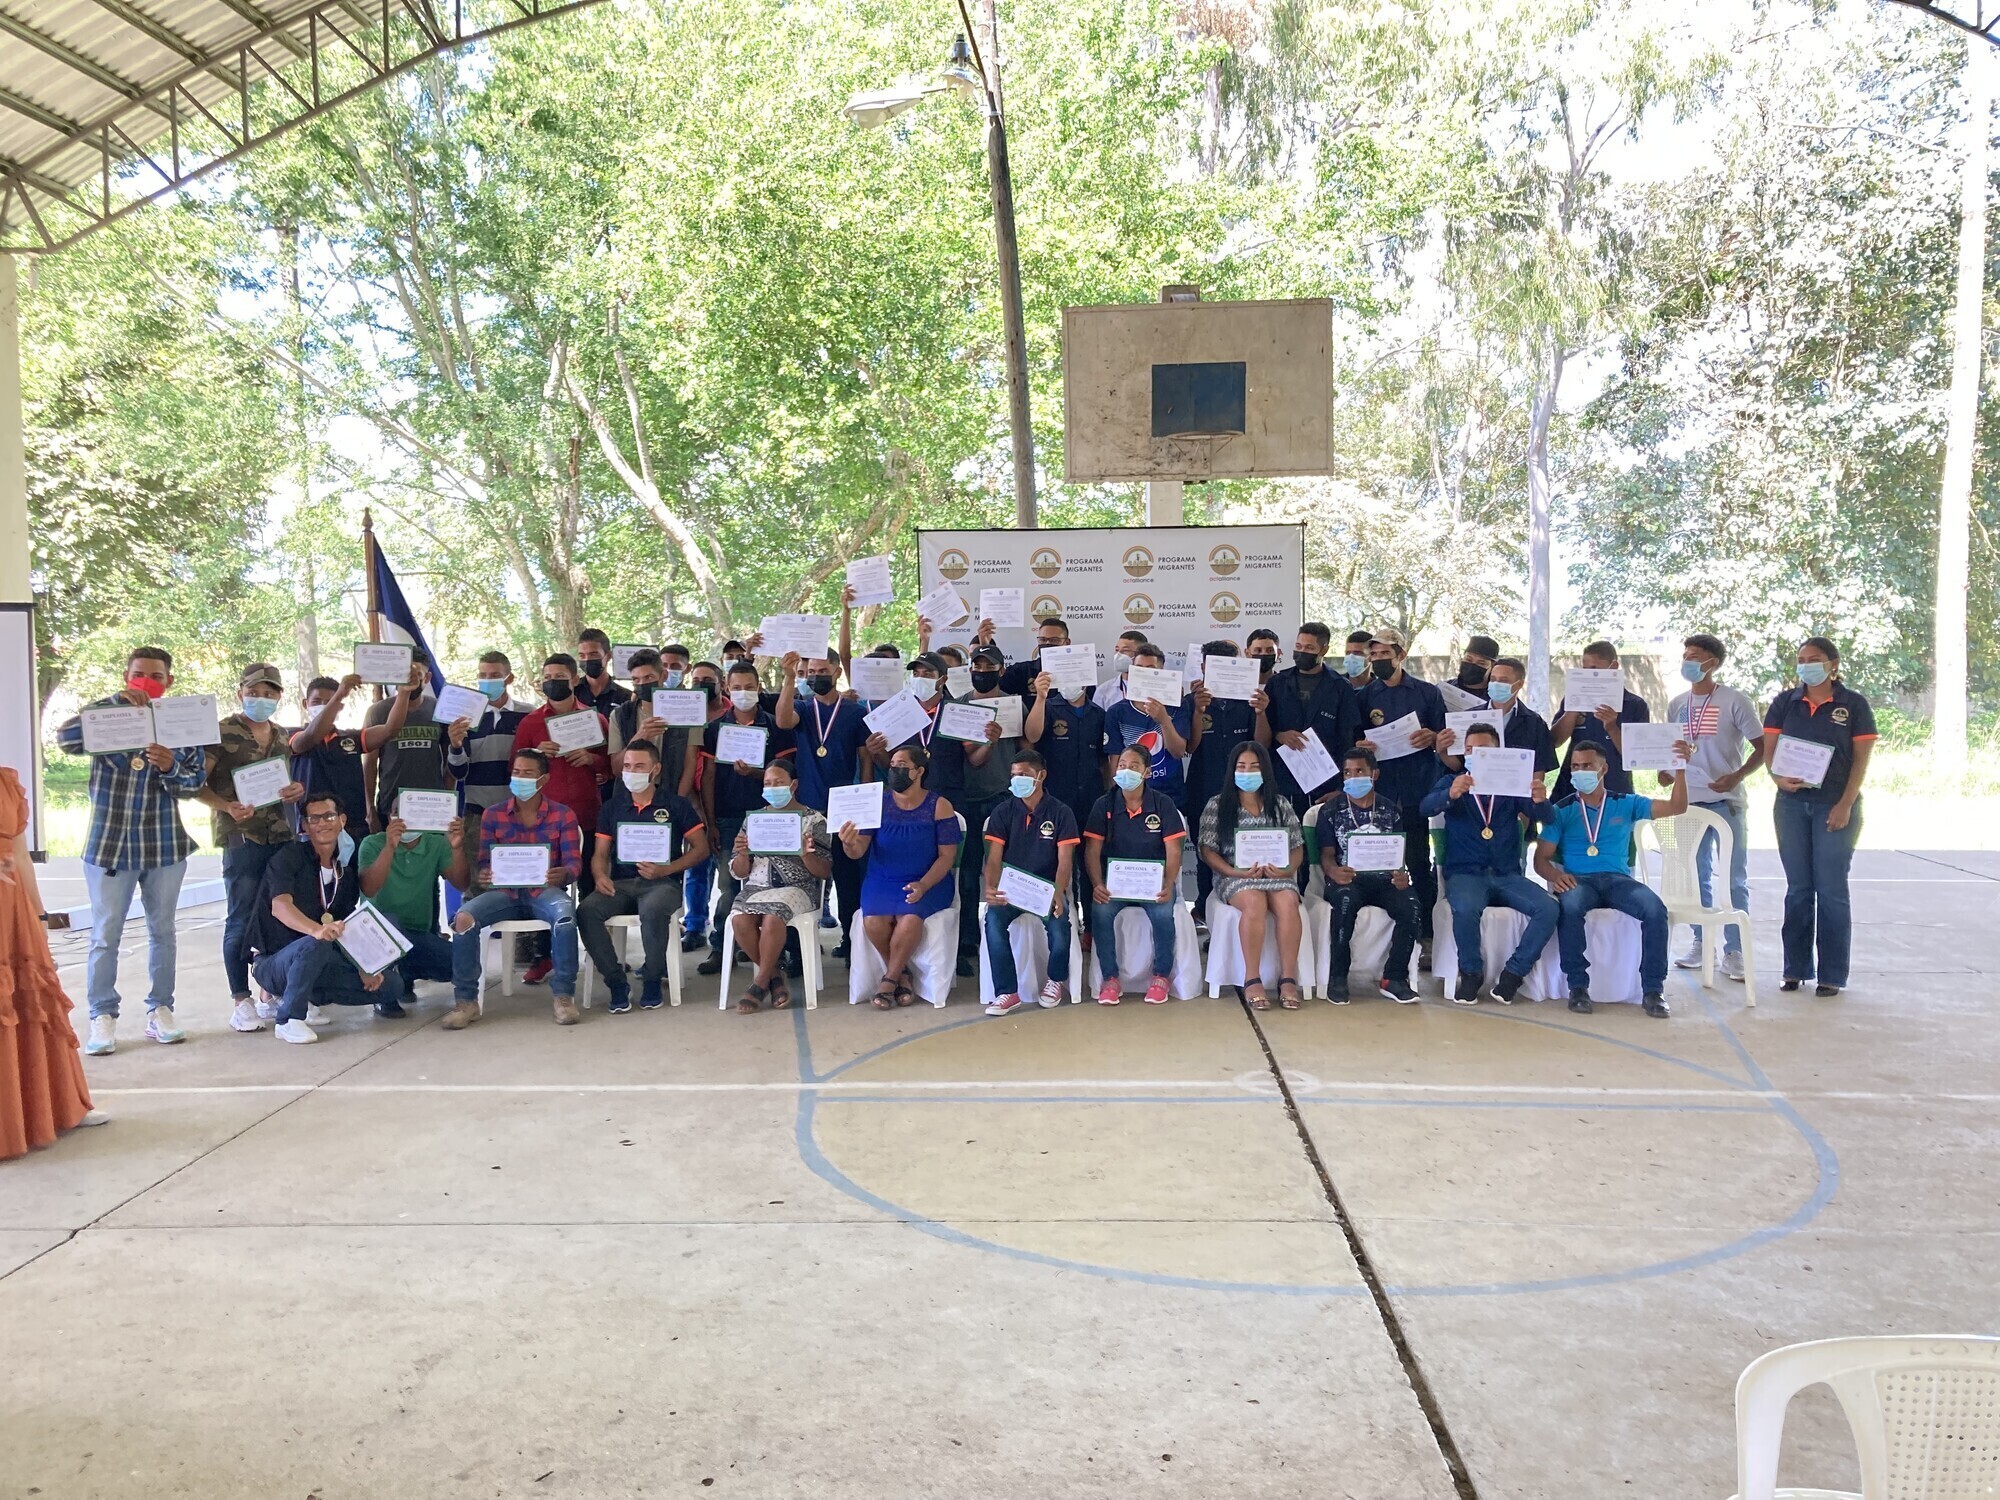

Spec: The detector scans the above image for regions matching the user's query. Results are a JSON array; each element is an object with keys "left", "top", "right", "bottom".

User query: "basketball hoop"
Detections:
[{"left": 1154, "top": 430, "right": 1239, "bottom": 476}]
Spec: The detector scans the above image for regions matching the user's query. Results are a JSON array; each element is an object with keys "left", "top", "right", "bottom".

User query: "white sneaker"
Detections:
[
  {"left": 144, "top": 1008, "right": 186, "bottom": 1044},
  {"left": 1721, "top": 951, "right": 1745, "bottom": 982},
  {"left": 229, "top": 999, "right": 266, "bottom": 1033},
  {"left": 305, "top": 1004, "right": 331, "bottom": 1027},
  {"left": 1673, "top": 943, "right": 1703, "bottom": 970},
  {"left": 77, "top": 1109, "right": 111, "bottom": 1127},
  {"left": 254, "top": 991, "right": 278, "bottom": 1021},
  {"left": 274, "top": 1019, "right": 319, "bottom": 1045},
  {"left": 84, "top": 1016, "right": 116, "bottom": 1056}
]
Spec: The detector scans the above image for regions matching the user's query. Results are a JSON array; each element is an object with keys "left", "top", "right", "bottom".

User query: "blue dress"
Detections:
[{"left": 860, "top": 789, "right": 962, "bottom": 919}]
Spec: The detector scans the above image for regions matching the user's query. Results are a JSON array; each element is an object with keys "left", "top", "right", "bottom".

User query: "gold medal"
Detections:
[
  {"left": 1586, "top": 844, "right": 1598, "bottom": 857},
  {"left": 816, "top": 745, "right": 827, "bottom": 758},
  {"left": 1481, "top": 827, "right": 1493, "bottom": 840},
  {"left": 129, "top": 754, "right": 145, "bottom": 772}
]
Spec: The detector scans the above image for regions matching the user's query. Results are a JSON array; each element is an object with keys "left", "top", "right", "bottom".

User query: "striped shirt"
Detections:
[
  {"left": 447, "top": 699, "right": 528, "bottom": 813},
  {"left": 56, "top": 695, "right": 204, "bottom": 871}
]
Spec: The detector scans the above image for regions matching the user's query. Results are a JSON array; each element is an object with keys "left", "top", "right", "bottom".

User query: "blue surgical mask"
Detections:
[
  {"left": 399, "top": 829, "right": 422, "bottom": 845},
  {"left": 761, "top": 786, "right": 793, "bottom": 808},
  {"left": 1572, "top": 770, "right": 1601, "bottom": 795},
  {"left": 1342, "top": 653, "right": 1366, "bottom": 677},
  {"left": 663, "top": 668, "right": 684, "bottom": 689},
  {"left": 1113, "top": 768, "right": 1144, "bottom": 792},
  {"left": 240, "top": 695, "right": 280, "bottom": 722},
  {"left": 1679, "top": 659, "right": 1705, "bottom": 685},
  {"left": 1009, "top": 774, "right": 1037, "bottom": 800},
  {"left": 1797, "top": 661, "right": 1829, "bottom": 687},
  {"left": 509, "top": 776, "right": 540, "bottom": 801},
  {"left": 1233, "top": 771, "right": 1263, "bottom": 792},
  {"left": 1343, "top": 776, "right": 1374, "bottom": 800},
  {"left": 477, "top": 678, "right": 508, "bottom": 701},
  {"left": 1488, "top": 681, "right": 1515, "bottom": 705},
  {"left": 336, "top": 830, "right": 356, "bottom": 865}
]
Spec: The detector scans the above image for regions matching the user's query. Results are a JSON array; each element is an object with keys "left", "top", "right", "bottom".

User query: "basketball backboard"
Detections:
[{"left": 1062, "top": 298, "right": 1333, "bottom": 482}]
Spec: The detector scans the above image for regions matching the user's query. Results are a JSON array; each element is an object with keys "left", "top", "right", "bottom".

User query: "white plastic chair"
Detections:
[
  {"left": 575, "top": 913, "right": 684, "bottom": 1008},
  {"left": 1728, "top": 1335, "right": 2000, "bottom": 1499},
  {"left": 1204, "top": 891, "right": 1319, "bottom": 998},
  {"left": 718, "top": 895, "right": 823, "bottom": 1010},
  {"left": 1432, "top": 900, "right": 1557, "bottom": 994},
  {"left": 475, "top": 920, "right": 574, "bottom": 1013},
  {"left": 846, "top": 813, "right": 965, "bottom": 1008},
  {"left": 976, "top": 903, "right": 1085, "bottom": 1006},
  {"left": 1641, "top": 808, "right": 1760, "bottom": 1007},
  {"left": 1084, "top": 900, "right": 1205, "bottom": 1001},
  {"left": 1297, "top": 803, "right": 1398, "bottom": 996}
]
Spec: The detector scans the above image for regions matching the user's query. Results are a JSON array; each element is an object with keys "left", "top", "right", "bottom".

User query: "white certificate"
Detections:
[
  {"left": 1233, "top": 828, "right": 1291, "bottom": 870},
  {"left": 914, "top": 580, "right": 969, "bottom": 627},
  {"left": 1345, "top": 833, "right": 1406, "bottom": 873},
  {"left": 1771, "top": 734, "right": 1836, "bottom": 787},
  {"left": 1039, "top": 643, "right": 1097, "bottom": 694},
  {"left": 996, "top": 863, "right": 1055, "bottom": 917},
  {"left": 1366, "top": 712, "right": 1424, "bottom": 761},
  {"left": 714, "top": 723, "right": 769, "bottom": 767},
  {"left": 397, "top": 788, "right": 457, "bottom": 832},
  {"left": 1620, "top": 722, "right": 1689, "bottom": 773},
  {"left": 1444, "top": 709, "right": 1506, "bottom": 749},
  {"left": 1276, "top": 728, "right": 1339, "bottom": 794},
  {"left": 150, "top": 694, "right": 221, "bottom": 749},
  {"left": 611, "top": 644, "right": 647, "bottom": 678},
  {"left": 81, "top": 704, "right": 155, "bottom": 754},
  {"left": 653, "top": 689, "right": 709, "bottom": 727},
  {"left": 232, "top": 756, "right": 293, "bottom": 808},
  {"left": 745, "top": 811, "right": 805, "bottom": 854},
  {"left": 1125, "top": 665, "right": 1183, "bottom": 706},
  {"left": 355, "top": 641, "right": 415, "bottom": 684},
  {"left": 846, "top": 554, "right": 895, "bottom": 607},
  {"left": 991, "top": 695, "right": 1024, "bottom": 739},
  {"left": 1106, "top": 858, "right": 1166, "bottom": 901},
  {"left": 1161, "top": 649, "right": 1189, "bottom": 676},
  {"left": 937, "top": 702, "right": 997, "bottom": 743},
  {"left": 616, "top": 822, "right": 676, "bottom": 862},
  {"left": 1198, "top": 654, "right": 1260, "bottom": 702},
  {"left": 945, "top": 665, "right": 974, "bottom": 699},
  {"left": 827, "top": 781, "right": 884, "bottom": 832},
  {"left": 337, "top": 902, "right": 412, "bottom": 977},
  {"left": 758, "top": 614, "right": 831, "bottom": 660},
  {"left": 849, "top": 656, "right": 909, "bottom": 703},
  {"left": 489, "top": 843, "right": 551, "bottom": 888},
  {"left": 431, "top": 683, "right": 488, "bottom": 726},
  {"left": 862, "top": 689, "right": 932, "bottom": 748},
  {"left": 1437, "top": 680, "right": 1487, "bottom": 712},
  {"left": 546, "top": 709, "right": 606, "bottom": 752},
  {"left": 979, "top": 588, "right": 1026, "bottom": 629},
  {"left": 1562, "top": 667, "right": 1626, "bottom": 714},
  {"left": 1466, "top": 746, "right": 1536, "bottom": 799}
]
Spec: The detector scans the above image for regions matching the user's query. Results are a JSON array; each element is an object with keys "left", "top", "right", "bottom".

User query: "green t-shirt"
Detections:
[{"left": 356, "top": 830, "right": 453, "bottom": 937}]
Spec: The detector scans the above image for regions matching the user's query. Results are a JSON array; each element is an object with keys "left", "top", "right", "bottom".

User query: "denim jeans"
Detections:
[
  {"left": 220, "top": 839, "right": 281, "bottom": 997},
  {"left": 451, "top": 887, "right": 580, "bottom": 999},
  {"left": 1688, "top": 799, "right": 1751, "bottom": 955},
  {"left": 683, "top": 852, "right": 712, "bottom": 939},
  {"left": 1443, "top": 872, "right": 1559, "bottom": 978},
  {"left": 578, "top": 878, "right": 685, "bottom": 981},
  {"left": 982, "top": 903, "right": 1072, "bottom": 995},
  {"left": 83, "top": 860, "right": 186, "bottom": 1019},
  {"left": 1327, "top": 873, "right": 1420, "bottom": 984},
  {"left": 1774, "top": 795, "right": 1861, "bottom": 987},
  {"left": 252, "top": 933, "right": 406, "bottom": 1023},
  {"left": 1556, "top": 872, "right": 1668, "bottom": 994},
  {"left": 391, "top": 930, "right": 456, "bottom": 985},
  {"left": 1089, "top": 898, "right": 1178, "bottom": 981}
]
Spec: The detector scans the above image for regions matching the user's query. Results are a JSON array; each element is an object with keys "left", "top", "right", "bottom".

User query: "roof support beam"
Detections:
[{"left": 0, "top": 10, "right": 172, "bottom": 118}]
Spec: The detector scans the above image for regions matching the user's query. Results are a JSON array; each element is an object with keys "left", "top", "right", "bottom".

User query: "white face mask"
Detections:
[
  {"left": 622, "top": 771, "right": 653, "bottom": 793},
  {"left": 1112, "top": 653, "right": 1133, "bottom": 677},
  {"left": 908, "top": 675, "right": 939, "bottom": 702},
  {"left": 730, "top": 689, "right": 759, "bottom": 712}
]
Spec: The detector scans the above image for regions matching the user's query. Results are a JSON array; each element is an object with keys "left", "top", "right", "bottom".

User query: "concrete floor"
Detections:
[{"left": 2, "top": 848, "right": 1995, "bottom": 1499}]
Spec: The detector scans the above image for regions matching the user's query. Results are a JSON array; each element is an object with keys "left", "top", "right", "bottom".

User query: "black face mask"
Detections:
[
  {"left": 971, "top": 671, "right": 1001, "bottom": 693},
  {"left": 1252, "top": 654, "right": 1275, "bottom": 675},
  {"left": 695, "top": 681, "right": 717, "bottom": 699},
  {"left": 1457, "top": 661, "right": 1488, "bottom": 687},
  {"left": 543, "top": 679, "right": 574, "bottom": 702},
  {"left": 887, "top": 767, "right": 914, "bottom": 793},
  {"left": 806, "top": 674, "right": 836, "bottom": 697},
  {"left": 1295, "top": 651, "right": 1321, "bottom": 673},
  {"left": 579, "top": 657, "right": 605, "bottom": 678},
  {"left": 1369, "top": 658, "right": 1396, "bottom": 682}
]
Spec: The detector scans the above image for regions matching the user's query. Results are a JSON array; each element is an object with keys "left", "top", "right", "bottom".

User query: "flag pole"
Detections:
[{"left": 362, "top": 507, "right": 382, "bottom": 644}]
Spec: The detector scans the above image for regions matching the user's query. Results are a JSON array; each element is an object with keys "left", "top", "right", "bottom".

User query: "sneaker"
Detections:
[
  {"left": 1673, "top": 943, "right": 1703, "bottom": 970},
  {"left": 1379, "top": 978, "right": 1419, "bottom": 1005},
  {"left": 696, "top": 951, "right": 723, "bottom": 976},
  {"left": 229, "top": 999, "right": 266, "bottom": 1032},
  {"left": 605, "top": 977, "right": 632, "bottom": 1014},
  {"left": 144, "top": 1008, "right": 186, "bottom": 1044},
  {"left": 1095, "top": 977, "right": 1123, "bottom": 1006},
  {"left": 681, "top": 932, "right": 708, "bottom": 953},
  {"left": 1417, "top": 940, "right": 1433, "bottom": 973},
  {"left": 85, "top": 1016, "right": 116, "bottom": 1055},
  {"left": 441, "top": 1000, "right": 480, "bottom": 1031},
  {"left": 274, "top": 1018, "right": 318, "bottom": 1045},
  {"left": 372, "top": 999, "right": 407, "bottom": 1019},
  {"left": 783, "top": 951, "right": 803, "bottom": 979},
  {"left": 1453, "top": 973, "right": 1482, "bottom": 1007},
  {"left": 818, "top": 910, "right": 838, "bottom": 930},
  {"left": 77, "top": 1109, "right": 111, "bottom": 1127},
  {"left": 1039, "top": 980, "right": 1066, "bottom": 1008},
  {"left": 305, "top": 1004, "right": 331, "bottom": 1027},
  {"left": 984, "top": 993, "right": 1025, "bottom": 1017},
  {"left": 639, "top": 978, "right": 665, "bottom": 1010},
  {"left": 1325, "top": 981, "right": 1350, "bottom": 1006},
  {"left": 1815, "top": 983, "right": 1842, "bottom": 999},
  {"left": 1142, "top": 978, "right": 1170, "bottom": 1005},
  {"left": 832, "top": 941, "right": 852, "bottom": 963},
  {"left": 1642, "top": 992, "right": 1670, "bottom": 1019},
  {"left": 1491, "top": 970, "right": 1525, "bottom": 1006},
  {"left": 955, "top": 954, "right": 977, "bottom": 978},
  {"left": 552, "top": 995, "right": 581, "bottom": 1025},
  {"left": 1568, "top": 987, "right": 1594, "bottom": 1014},
  {"left": 254, "top": 991, "right": 278, "bottom": 1021},
  {"left": 523, "top": 957, "right": 554, "bottom": 986},
  {"left": 1721, "top": 951, "right": 1745, "bottom": 983}
]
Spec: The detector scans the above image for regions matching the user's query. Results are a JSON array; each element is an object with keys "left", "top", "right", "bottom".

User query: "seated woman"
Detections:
[
  {"left": 727, "top": 761, "right": 831, "bottom": 1013},
  {"left": 1198, "top": 741, "right": 1305, "bottom": 1010},
  {"left": 838, "top": 746, "right": 961, "bottom": 1009}
]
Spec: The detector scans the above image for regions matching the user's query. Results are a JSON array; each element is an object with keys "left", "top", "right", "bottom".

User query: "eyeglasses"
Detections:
[{"left": 303, "top": 811, "right": 342, "bottom": 825}]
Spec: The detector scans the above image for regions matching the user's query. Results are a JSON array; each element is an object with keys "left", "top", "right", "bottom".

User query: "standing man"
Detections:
[
  {"left": 979, "top": 750, "right": 1080, "bottom": 1014},
  {"left": 1093, "top": 629, "right": 1152, "bottom": 715},
  {"left": 56, "top": 647, "right": 206, "bottom": 1053},
  {"left": 290, "top": 674, "right": 371, "bottom": 841},
  {"left": 1102, "top": 642, "right": 1196, "bottom": 810},
  {"left": 1341, "top": 631, "right": 1375, "bottom": 688},
  {"left": 605, "top": 648, "right": 668, "bottom": 760},
  {"left": 1316, "top": 748, "right": 1421, "bottom": 1005},
  {"left": 774, "top": 648, "right": 867, "bottom": 956},
  {"left": 357, "top": 809, "right": 472, "bottom": 1001},
  {"left": 573, "top": 628, "right": 633, "bottom": 714},
  {"left": 1185, "top": 640, "right": 1271, "bottom": 916},
  {"left": 676, "top": 660, "right": 728, "bottom": 954},
  {"left": 1356, "top": 629, "right": 1446, "bottom": 964},
  {"left": 448, "top": 651, "right": 529, "bottom": 818},
  {"left": 1553, "top": 640, "right": 1651, "bottom": 800},
  {"left": 579, "top": 741, "right": 709, "bottom": 1011},
  {"left": 1452, "top": 635, "right": 1501, "bottom": 696},
  {"left": 1025, "top": 660, "right": 1108, "bottom": 916},
  {"left": 1434, "top": 656, "right": 1557, "bottom": 788},
  {"left": 951, "top": 645, "right": 1024, "bottom": 975},
  {"left": 1245, "top": 629, "right": 1283, "bottom": 685},
  {"left": 697, "top": 661, "right": 795, "bottom": 975},
  {"left": 1000, "top": 615, "right": 1075, "bottom": 697},
  {"left": 513, "top": 653, "right": 612, "bottom": 830},
  {"left": 364, "top": 661, "right": 461, "bottom": 833},
  {"left": 1266, "top": 623, "right": 1360, "bottom": 813},
  {"left": 1666, "top": 633, "right": 1765, "bottom": 982}
]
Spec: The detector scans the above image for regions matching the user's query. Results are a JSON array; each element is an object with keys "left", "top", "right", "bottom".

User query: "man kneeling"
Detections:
[
  {"left": 1533, "top": 740, "right": 1689, "bottom": 1017},
  {"left": 253, "top": 793, "right": 405, "bottom": 1044}
]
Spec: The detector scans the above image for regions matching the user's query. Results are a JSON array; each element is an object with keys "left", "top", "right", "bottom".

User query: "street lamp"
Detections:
[{"left": 845, "top": 21, "right": 1038, "bottom": 530}]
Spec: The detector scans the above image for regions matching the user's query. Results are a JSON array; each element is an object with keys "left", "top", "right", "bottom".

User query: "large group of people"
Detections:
[{"left": 39, "top": 593, "right": 1875, "bottom": 1063}]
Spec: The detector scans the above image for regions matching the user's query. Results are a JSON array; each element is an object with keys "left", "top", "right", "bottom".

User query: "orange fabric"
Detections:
[{"left": 0, "top": 768, "right": 93, "bottom": 1160}]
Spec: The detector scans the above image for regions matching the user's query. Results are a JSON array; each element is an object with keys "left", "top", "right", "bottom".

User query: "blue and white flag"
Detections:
[{"left": 370, "top": 544, "right": 444, "bottom": 693}]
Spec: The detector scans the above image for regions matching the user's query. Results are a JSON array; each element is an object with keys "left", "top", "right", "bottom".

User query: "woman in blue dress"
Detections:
[{"left": 839, "top": 746, "right": 962, "bottom": 1008}]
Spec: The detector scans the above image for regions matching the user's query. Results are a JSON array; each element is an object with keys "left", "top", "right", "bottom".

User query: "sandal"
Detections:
[
  {"left": 735, "top": 982, "right": 766, "bottom": 1014},
  {"left": 871, "top": 981, "right": 897, "bottom": 1011},
  {"left": 892, "top": 976, "right": 919, "bottom": 1008},
  {"left": 768, "top": 976, "right": 793, "bottom": 1010},
  {"left": 1278, "top": 977, "right": 1302, "bottom": 1010},
  {"left": 1245, "top": 982, "right": 1270, "bottom": 1011}
]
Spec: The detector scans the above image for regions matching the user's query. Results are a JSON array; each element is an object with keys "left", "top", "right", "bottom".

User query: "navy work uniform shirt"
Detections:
[
  {"left": 982, "top": 793, "right": 1080, "bottom": 882},
  {"left": 1359, "top": 672, "right": 1447, "bottom": 808},
  {"left": 787, "top": 692, "right": 868, "bottom": 813},
  {"left": 1266, "top": 665, "right": 1361, "bottom": 807},
  {"left": 1185, "top": 694, "right": 1260, "bottom": 824},
  {"left": 1762, "top": 682, "right": 1877, "bottom": 806},
  {"left": 1084, "top": 786, "right": 1187, "bottom": 864},
  {"left": 701, "top": 711, "right": 794, "bottom": 820},
  {"left": 1032, "top": 691, "right": 1107, "bottom": 826},
  {"left": 1555, "top": 689, "right": 1650, "bottom": 800}
]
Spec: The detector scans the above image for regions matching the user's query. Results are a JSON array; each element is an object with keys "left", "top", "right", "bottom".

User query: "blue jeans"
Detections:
[
  {"left": 683, "top": 853, "right": 712, "bottom": 939},
  {"left": 252, "top": 933, "right": 406, "bottom": 1023},
  {"left": 1444, "top": 872, "right": 1558, "bottom": 978},
  {"left": 391, "top": 930, "right": 456, "bottom": 985},
  {"left": 1089, "top": 898, "right": 1178, "bottom": 981},
  {"left": 1688, "top": 800, "right": 1750, "bottom": 955},
  {"left": 1774, "top": 795, "right": 1861, "bottom": 987},
  {"left": 982, "top": 903, "right": 1072, "bottom": 995},
  {"left": 451, "top": 887, "right": 579, "bottom": 1000},
  {"left": 1557, "top": 872, "right": 1668, "bottom": 994},
  {"left": 221, "top": 839, "right": 281, "bottom": 997},
  {"left": 83, "top": 860, "right": 186, "bottom": 1019}
]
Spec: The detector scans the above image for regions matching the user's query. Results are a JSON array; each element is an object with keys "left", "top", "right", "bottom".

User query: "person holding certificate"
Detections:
[
  {"left": 362, "top": 660, "right": 458, "bottom": 833},
  {"left": 1196, "top": 743, "right": 1305, "bottom": 1010},
  {"left": 251, "top": 793, "right": 407, "bottom": 1043},
  {"left": 842, "top": 747, "right": 962, "bottom": 1009},
  {"left": 445, "top": 750, "right": 586, "bottom": 1028},
  {"left": 1356, "top": 631, "right": 1446, "bottom": 968},
  {"left": 512, "top": 654, "right": 612, "bottom": 837},
  {"left": 1186, "top": 640, "right": 1272, "bottom": 917},
  {"left": 1025, "top": 663, "right": 1109, "bottom": 914},
  {"left": 725, "top": 762, "right": 830, "bottom": 1013},
  {"left": 55, "top": 645, "right": 206, "bottom": 1054},
  {"left": 580, "top": 741, "right": 708, "bottom": 1012},
  {"left": 1091, "top": 629, "right": 1153, "bottom": 714},
  {"left": 1420, "top": 724, "right": 1557, "bottom": 1005},
  {"left": 450, "top": 651, "right": 531, "bottom": 818},
  {"left": 1266, "top": 623, "right": 1360, "bottom": 815},
  {"left": 1432, "top": 658, "right": 1557, "bottom": 792},
  {"left": 358, "top": 809, "right": 473, "bottom": 1001},
  {"left": 1083, "top": 746, "right": 1187, "bottom": 1005},
  {"left": 1533, "top": 740, "right": 1691, "bottom": 1017},
  {"left": 1664, "top": 633, "right": 1766, "bottom": 983},
  {"left": 948, "top": 646, "right": 1021, "bottom": 978},
  {"left": 1104, "top": 643, "right": 1197, "bottom": 806},
  {"left": 1762, "top": 637, "right": 1876, "bottom": 998},
  {"left": 1551, "top": 640, "right": 1651, "bottom": 801},
  {"left": 977, "top": 751, "right": 1081, "bottom": 1014},
  {"left": 1316, "top": 748, "right": 1422, "bottom": 1005},
  {"left": 697, "top": 661, "right": 796, "bottom": 976},
  {"left": 289, "top": 673, "right": 373, "bottom": 841},
  {"left": 774, "top": 648, "right": 870, "bottom": 959}
]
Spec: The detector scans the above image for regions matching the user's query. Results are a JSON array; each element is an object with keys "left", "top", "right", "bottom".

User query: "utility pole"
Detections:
[{"left": 979, "top": 0, "right": 1036, "bottom": 529}]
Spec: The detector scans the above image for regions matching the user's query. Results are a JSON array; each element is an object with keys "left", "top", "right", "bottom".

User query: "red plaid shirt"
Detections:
[{"left": 476, "top": 794, "right": 582, "bottom": 888}]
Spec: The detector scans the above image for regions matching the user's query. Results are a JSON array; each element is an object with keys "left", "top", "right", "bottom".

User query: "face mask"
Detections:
[
  {"left": 1488, "top": 681, "right": 1515, "bottom": 705},
  {"left": 622, "top": 771, "right": 653, "bottom": 793},
  {"left": 240, "top": 695, "right": 280, "bottom": 722},
  {"left": 1342, "top": 653, "right": 1366, "bottom": 677},
  {"left": 971, "top": 671, "right": 1001, "bottom": 693},
  {"left": 126, "top": 674, "right": 167, "bottom": 700},
  {"left": 1008, "top": 774, "right": 1037, "bottom": 799},
  {"left": 1458, "top": 661, "right": 1488, "bottom": 687},
  {"left": 730, "top": 689, "right": 760, "bottom": 712},
  {"left": 1295, "top": 651, "right": 1321, "bottom": 673},
  {"left": 806, "top": 673, "right": 836, "bottom": 696},
  {"left": 762, "top": 786, "right": 793, "bottom": 808},
  {"left": 1571, "top": 770, "right": 1601, "bottom": 796},
  {"left": 579, "top": 656, "right": 605, "bottom": 677},
  {"left": 336, "top": 830, "right": 356, "bottom": 865},
  {"left": 1233, "top": 770, "right": 1263, "bottom": 792},
  {"left": 542, "top": 679, "right": 573, "bottom": 703},
  {"left": 1343, "top": 776, "right": 1375, "bottom": 801},
  {"left": 510, "top": 776, "right": 541, "bottom": 801},
  {"left": 399, "top": 829, "right": 422, "bottom": 845},
  {"left": 908, "top": 675, "right": 938, "bottom": 702},
  {"left": 1114, "top": 767, "right": 1144, "bottom": 792},
  {"left": 1252, "top": 654, "right": 1275, "bottom": 676},
  {"left": 1797, "top": 661, "right": 1829, "bottom": 687},
  {"left": 887, "top": 767, "right": 914, "bottom": 793},
  {"left": 662, "top": 668, "right": 684, "bottom": 689},
  {"left": 1112, "top": 653, "right": 1132, "bottom": 676},
  {"left": 696, "top": 680, "right": 717, "bottom": 699},
  {"left": 1679, "top": 659, "right": 1706, "bottom": 685},
  {"left": 1369, "top": 658, "right": 1396, "bottom": 681},
  {"left": 477, "top": 678, "right": 508, "bottom": 701}
]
